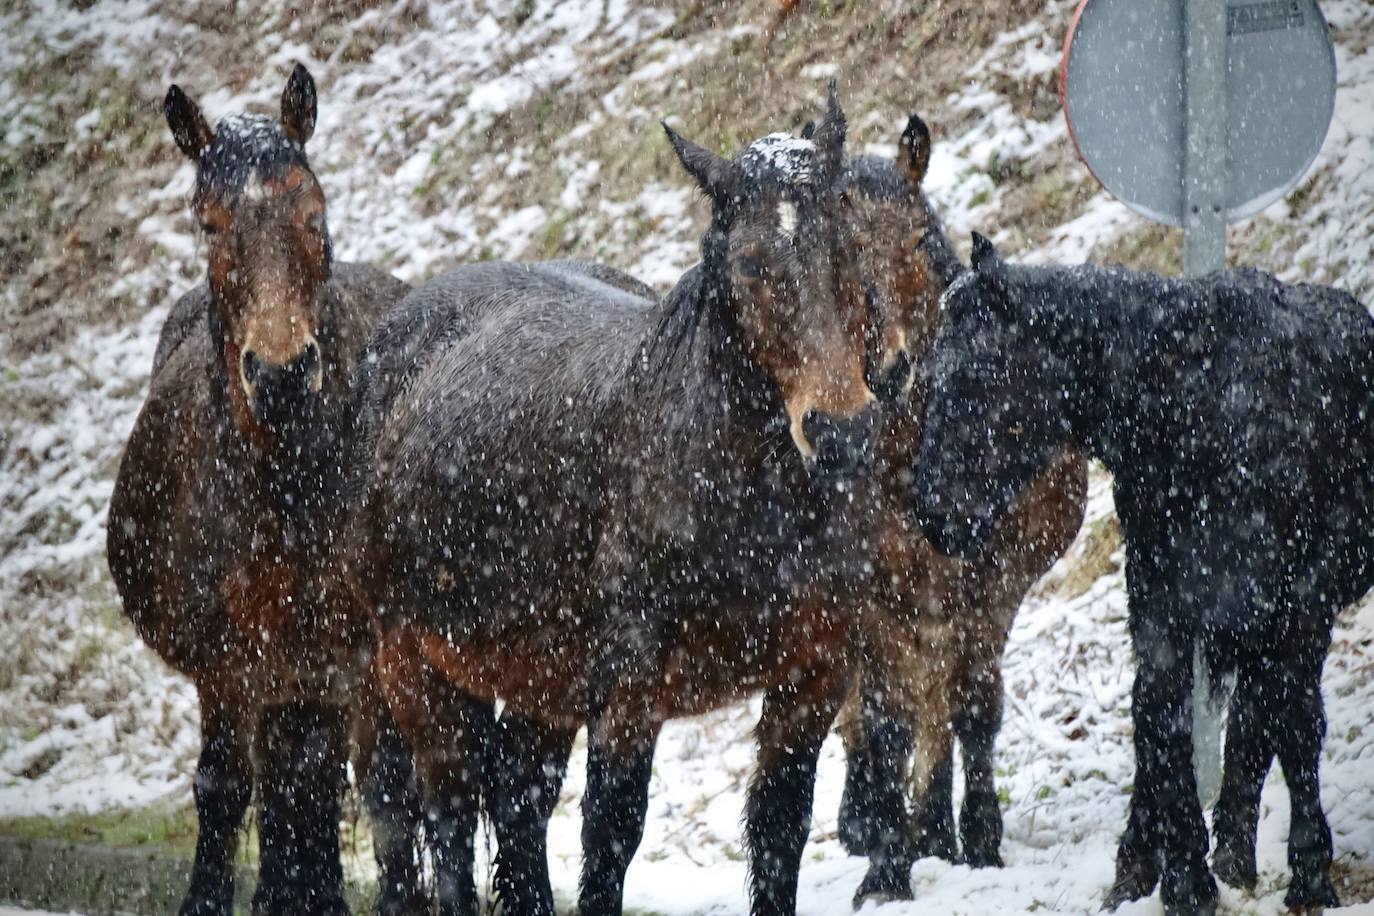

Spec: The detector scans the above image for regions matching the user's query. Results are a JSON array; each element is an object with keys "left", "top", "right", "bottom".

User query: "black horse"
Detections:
[{"left": 911, "top": 233, "right": 1374, "bottom": 916}]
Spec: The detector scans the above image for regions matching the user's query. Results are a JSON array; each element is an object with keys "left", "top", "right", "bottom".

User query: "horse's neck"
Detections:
[
  {"left": 1048, "top": 266, "right": 1192, "bottom": 472},
  {"left": 615, "top": 272, "right": 781, "bottom": 521}
]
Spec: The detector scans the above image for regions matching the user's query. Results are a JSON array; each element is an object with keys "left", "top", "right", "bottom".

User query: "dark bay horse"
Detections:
[
  {"left": 348, "top": 89, "right": 878, "bottom": 916},
  {"left": 107, "top": 66, "right": 421, "bottom": 916},
  {"left": 913, "top": 234, "right": 1374, "bottom": 915},
  {"left": 826, "top": 115, "right": 1088, "bottom": 903}
]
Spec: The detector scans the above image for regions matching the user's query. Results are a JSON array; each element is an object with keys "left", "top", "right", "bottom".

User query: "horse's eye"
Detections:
[
  {"left": 199, "top": 220, "right": 220, "bottom": 237},
  {"left": 735, "top": 256, "right": 766, "bottom": 282}
]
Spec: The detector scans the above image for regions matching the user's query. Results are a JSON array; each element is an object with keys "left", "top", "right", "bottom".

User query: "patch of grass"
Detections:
[
  {"left": 1053, "top": 513, "right": 1122, "bottom": 601},
  {"left": 1099, "top": 222, "right": 1183, "bottom": 276},
  {"left": 0, "top": 802, "right": 200, "bottom": 855},
  {"left": 538, "top": 210, "right": 578, "bottom": 259}
]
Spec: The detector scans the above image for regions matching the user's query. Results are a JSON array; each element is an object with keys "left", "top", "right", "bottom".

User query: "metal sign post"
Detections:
[
  {"left": 1182, "top": 0, "right": 1227, "bottom": 809},
  {"left": 1183, "top": 0, "right": 1229, "bottom": 277},
  {"left": 1060, "top": 0, "right": 1337, "bottom": 809}
]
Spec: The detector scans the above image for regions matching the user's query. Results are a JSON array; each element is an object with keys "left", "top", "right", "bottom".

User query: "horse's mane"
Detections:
[{"left": 633, "top": 220, "right": 737, "bottom": 397}]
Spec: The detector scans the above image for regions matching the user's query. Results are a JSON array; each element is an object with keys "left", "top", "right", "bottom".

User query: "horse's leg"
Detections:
[
  {"left": 955, "top": 652, "right": 1006, "bottom": 869},
  {"left": 376, "top": 628, "right": 489, "bottom": 916},
  {"left": 747, "top": 665, "right": 849, "bottom": 916},
  {"left": 578, "top": 690, "right": 661, "bottom": 916},
  {"left": 1209, "top": 659, "right": 1272, "bottom": 892},
  {"left": 910, "top": 751, "right": 957, "bottom": 861},
  {"left": 359, "top": 685, "right": 428, "bottom": 916},
  {"left": 1272, "top": 615, "right": 1340, "bottom": 909},
  {"left": 1104, "top": 785, "right": 1162, "bottom": 907},
  {"left": 251, "top": 700, "right": 350, "bottom": 916},
  {"left": 852, "top": 661, "right": 916, "bottom": 905},
  {"left": 180, "top": 682, "right": 253, "bottom": 916},
  {"left": 485, "top": 708, "right": 576, "bottom": 916},
  {"left": 835, "top": 680, "right": 880, "bottom": 856},
  {"left": 1111, "top": 610, "right": 1216, "bottom": 916}
]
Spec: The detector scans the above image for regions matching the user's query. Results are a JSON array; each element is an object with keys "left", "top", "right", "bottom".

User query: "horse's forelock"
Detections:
[
  {"left": 739, "top": 133, "right": 817, "bottom": 187},
  {"left": 197, "top": 113, "right": 311, "bottom": 199}
]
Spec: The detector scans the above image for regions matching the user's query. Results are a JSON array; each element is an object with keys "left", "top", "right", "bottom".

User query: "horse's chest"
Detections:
[{"left": 220, "top": 530, "right": 360, "bottom": 676}]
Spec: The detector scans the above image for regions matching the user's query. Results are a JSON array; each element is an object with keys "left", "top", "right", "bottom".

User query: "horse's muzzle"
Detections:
[
  {"left": 804, "top": 402, "right": 880, "bottom": 481},
  {"left": 242, "top": 340, "right": 323, "bottom": 425}
]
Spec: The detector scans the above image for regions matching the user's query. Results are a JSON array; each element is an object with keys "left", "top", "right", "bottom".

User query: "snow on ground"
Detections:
[{"left": 2, "top": 0, "right": 1372, "bottom": 913}]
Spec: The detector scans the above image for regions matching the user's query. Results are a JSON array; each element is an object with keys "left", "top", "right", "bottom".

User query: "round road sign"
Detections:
[{"left": 1059, "top": 0, "right": 1336, "bottom": 226}]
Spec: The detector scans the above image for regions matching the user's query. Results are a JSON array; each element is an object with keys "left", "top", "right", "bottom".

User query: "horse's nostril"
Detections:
[
  {"left": 296, "top": 340, "right": 322, "bottom": 391},
  {"left": 868, "top": 349, "right": 913, "bottom": 403},
  {"left": 241, "top": 349, "right": 263, "bottom": 390}
]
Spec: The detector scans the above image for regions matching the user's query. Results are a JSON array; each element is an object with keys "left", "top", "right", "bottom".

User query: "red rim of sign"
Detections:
[{"left": 1059, "top": 0, "right": 1104, "bottom": 195}]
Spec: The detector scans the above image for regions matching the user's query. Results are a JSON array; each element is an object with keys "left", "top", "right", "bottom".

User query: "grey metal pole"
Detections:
[
  {"left": 1183, "top": 0, "right": 1228, "bottom": 275},
  {"left": 1183, "top": 0, "right": 1227, "bottom": 810}
]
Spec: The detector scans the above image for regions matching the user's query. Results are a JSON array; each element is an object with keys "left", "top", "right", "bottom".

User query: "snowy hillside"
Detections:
[{"left": 2, "top": 1, "right": 1372, "bottom": 913}]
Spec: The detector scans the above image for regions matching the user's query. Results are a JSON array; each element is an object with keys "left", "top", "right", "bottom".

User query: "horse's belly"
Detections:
[
  {"left": 420, "top": 627, "right": 587, "bottom": 728},
  {"left": 650, "top": 595, "right": 858, "bottom": 720}
]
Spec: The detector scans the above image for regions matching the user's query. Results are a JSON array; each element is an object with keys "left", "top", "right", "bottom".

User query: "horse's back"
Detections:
[
  {"left": 355, "top": 260, "right": 656, "bottom": 630},
  {"left": 363, "top": 260, "right": 653, "bottom": 480}
]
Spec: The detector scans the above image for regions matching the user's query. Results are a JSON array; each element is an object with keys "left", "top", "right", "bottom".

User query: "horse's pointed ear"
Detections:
[
  {"left": 662, "top": 121, "right": 737, "bottom": 205},
  {"left": 164, "top": 85, "right": 213, "bottom": 161},
  {"left": 898, "top": 113, "right": 931, "bottom": 188},
  {"left": 812, "top": 80, "right": 846, "bottom": 186},
  {"left": 281, "top": 63, "right": 318, "bottom": 147},
  {"left": 971, "top": 232, "right": 1002, "bottom": 272}
]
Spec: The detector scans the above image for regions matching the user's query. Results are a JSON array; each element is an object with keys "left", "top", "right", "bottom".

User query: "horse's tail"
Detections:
[{"left": 1194, "top": 638, "right": 1235, "bottom": 808}]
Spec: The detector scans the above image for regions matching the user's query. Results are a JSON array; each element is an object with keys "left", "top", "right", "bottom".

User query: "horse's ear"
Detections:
[
  {"left": 164, "top": 85, "right": 213, "bottom": 161},
  {"left": 662, "top": 121, "right": 738, "bottom": 205},
  {"left": 812, "top": 80, "right": 846, "bottom": 186},
  {"left": 897, "top": 113, "right": 931, "bottom": 188},
  {"left": 281, "top": 63, "right": 318, "bottom": 147},
  {"left": 971, "top": 232, "right": 1003, "bottom": 273}
]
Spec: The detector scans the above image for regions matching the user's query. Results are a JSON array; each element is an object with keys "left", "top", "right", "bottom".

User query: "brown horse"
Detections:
[
  {"left": 829, "top": 114, "right": 1088, "bottom": 903},
  {"left": 106, "top": 66, "right": 420, "bottom": 916},
  {"left": 346, "top": 88, "right": 878, "bottom": 916}
]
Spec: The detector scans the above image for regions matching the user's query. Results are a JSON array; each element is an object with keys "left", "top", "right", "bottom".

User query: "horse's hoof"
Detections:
[
  {"left": 1211, "top": 843, "right": 1257, "bottom": 890},
  {"left": 1103, "top": 873, "right": 1157, "bottom": 911},
  {"left": 1159, "top": 870, "right": 1218, "bottom": 916},
  {"left": 1161, "top": 902, "right": 1218, "bottom": 916},
  {"left": 964, "top": 846, "right": 1004, "bottom": 869},
  {"left": 1103, "top": 849, "right": 1159, "bottom": 911},
  {"left": 1284, "top": 874, "right": 1340, "bottom": 910},
  {"left": 375, "top": 890, "right": 432, "bottom": 916},
  {"left": 851, "top": 876, "right": 914, "bottom": 910},
  {"left": 912, "top": 828, "right": 959, "bottom": 863}
]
